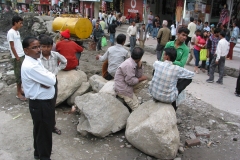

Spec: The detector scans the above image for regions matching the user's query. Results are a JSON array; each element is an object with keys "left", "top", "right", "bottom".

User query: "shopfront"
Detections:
[{"left": 124, "top": 0, "right": 143, "bottom": 21}]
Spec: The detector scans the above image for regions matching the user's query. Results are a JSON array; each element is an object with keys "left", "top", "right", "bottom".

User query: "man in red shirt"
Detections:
[{"left": 56, "top": 29, "right": 83, "bottom": 70}]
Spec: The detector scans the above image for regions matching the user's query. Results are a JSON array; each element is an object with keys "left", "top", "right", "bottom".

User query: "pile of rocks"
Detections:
[{"left": 57, "top": 72, "right": 180, "bottom": 159}]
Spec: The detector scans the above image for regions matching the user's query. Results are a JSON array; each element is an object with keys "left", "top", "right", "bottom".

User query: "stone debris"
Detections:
[
  {"left": 178, "top": 146, "right": 184, "bottom": 154},
  {"left": 233, "top": 138, "right": 238, "bottom": 141},
  {"left": 194, "top": 126, "right": 211, "bottom": 138},
  {"left": 185, "top": 139, "right": 201, "bottom": 147}
]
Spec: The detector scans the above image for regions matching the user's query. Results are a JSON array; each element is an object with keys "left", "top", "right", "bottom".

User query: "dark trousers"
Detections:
[
  {"left": 130, "top": 35, "right": 136, "bottom": 53},
  {"left": 236, "top": 72, "right": 240, "bottom": 94},
  {"left": 104, "top": 72, "right": 113, "bottom": 80},
  {"left": 156, "top": 44, "right": 165, "bottom": 60},
  {"left": 185, "top": 36, "right": 191, "bottom": 46},
  {"left": 94, "top": 38, "right": 102, "bottom": 50},
  {"left": 227, "top": 42, "right": 236, "bottom": 60},
  {"left": 29, "top": 99, "right": 55, "bottom": 160},
  {"left": 209, "top": 55, "right": 225, "bottom": 83},
  {"left": 207, "top": 53, "right": 214, "bottom": 73},
  {"left": 52, "top": 79, "right": 58, "bottom": 127},
  {"left": 172, "top": 78, "right": 192, "bottom": 111}
]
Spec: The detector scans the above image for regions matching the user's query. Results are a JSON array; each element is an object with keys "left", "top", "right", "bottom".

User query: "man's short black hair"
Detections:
[
  {"left": 220, "top": 31, "right": 226, "bottom": 37},
  {"left": 12, "top": 16, "right": 23, "bottom": 26},
  {"left": 195, "top": 29, "right": 201, "bottom": 33},
  {"left": 190, "top": 17, "right": 194, "bottom": 22},
  {"left": 39, "top": 35, "right": 53, "bottom": 45},
  {"left": 223, "top": 24, "right": 227, "bottom": 29},
  {"left": 214, "top": 28, "right": 221, "bottom": 34},
  {"left": 22, "top": 37, "right": 38, "bottom": 49},
  {"left": 116, "top": 34, "right": 126, "bottom": 44},
  {"left": 198, "top": 19, "right": 202, "bottom": 23},
  {"left": 204, "top": 22, "right": 208, "bottom": 25},
  {"left": 164, "top": 47, "right": 177, "bottom": 62},
  {"left": 178, "top": 27, "right": 190, "bottom": 34},
  {"left": 131, "top": 47, "right": 144, "bottom": 60},
  {"left": 142, "top": 23, "right": 145, "bottom": 26}
]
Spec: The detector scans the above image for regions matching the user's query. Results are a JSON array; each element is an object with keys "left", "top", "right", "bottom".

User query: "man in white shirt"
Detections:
[
  {"left": 127, "top": 21, "right": 137, "bottom": 52},
  {"left": 96, "top": 34, "right": 128, "bottom": 80},
  {"left": 21, "top": 37, "right": 56, "bottom": 160},
  {"left": 99, "top": 10, "right": 102, "bottom": 20},
  {"left": 206, "top": 31, "right": 230, "bottom": 84},
  {"left": 203, "top": 22, "right": 210, "bottom": 32},
  {"left": 186, "top": 17, "right": 196, "bottom": 45},
  {"left": 7, "top": 16, "right": 26, "bottom": 101}
]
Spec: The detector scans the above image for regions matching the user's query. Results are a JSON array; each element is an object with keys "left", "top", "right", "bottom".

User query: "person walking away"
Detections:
[
  {"left": 186, "top": 17, "right": 196, "bottom": 46},
  {"left": 152, "top": 15, "right": 160, "bottom": 39},
  {"left": 196, "top": 19, "right": 203, "bottom": 31},
  {"left": 114, "top": 47, "right": 148, "bottom": 110},
  {"left": 107, "top": 12, "right": 116, "bottom": 33},
  {"left": 7, "top": 16, "right": 27, "bottom": 101},
  {"left": 147, "top": 11, "right": 154, "bottom": 35},
  {"left": 186, "top": 29, "right": 201, "bottom": 65},
  {"left": 92, "top": 17, "right": 97, "bottom": 28},
  {"left": 137, "top": 24, "right": 149, "bottom": 48},
  {"left": 156, "top": 20, "right": 171, "bottom": 60},
  {"left": 235, "top": 71, "right": 240, "bottom": 97},
  {"left": 92, "top": 23, "right": 104, "bottom": 51},
  {"left": 170, "top": 21, "right": 176, "bottom": 41},
  {"left": 21, "top": 37, "right": 56, "bottom": 160},
  {"left": 56, "top": 29, "right": 83, "bottom": 70},
  {"left": 96, "top": 34, "right": 128, "bottom": 80},
  {"left": 126, "top": 12, "right": 132, "bottom": 25},
  {"left": 100, "top": 18, "right": 106, "bottom": 32},
  {"left": 227, "top": 22, "right": 239, "bottom": 60},
  {"left": 163, "top": 27, "right": 190, "bottom": 67},
  {"left": 39, "top": 35, "right": 67, "bottom": 135},
  {"left": 99, "top": 10, "right": 102, "bottom": 20},
  {"left": 108, "top": 20, "right": 118, "bottom": 46},
  {"left": 206, "top": 28, "right": 220, "bottom": 75},
  {"left": 149, "top": 47, "right": 194, "bottom": 111},
  {"left": 206, "top": 31, "right": 230, "bottom": 84},
  {"left": 193, "top": 30, "right": 208, "bottom": 73},
  {"left": 127, "top": 21, "right": 137, "bottom": 53}
]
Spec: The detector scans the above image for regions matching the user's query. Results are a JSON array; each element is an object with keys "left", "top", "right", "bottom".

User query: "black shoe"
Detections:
[
  {"left": 206, "top": 79, "right": 214, "bottom": 83},
  {"left": 34, "top": 156, "right": 40, "bottom": 160},
  {"left": 216, "top": 80, "right": 223, "bottom": 85},
  {"left": 236, "top": 94, "right": 240, "bottom": 97}
]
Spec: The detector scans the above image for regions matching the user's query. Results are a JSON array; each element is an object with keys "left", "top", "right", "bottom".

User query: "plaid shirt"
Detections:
[
  {"left": 40, "top": 51, "right": 67, "bottom": 75},
  {"left": 209, "top": 35, "right": 219, "bottom": 54},
  {"left": 149, "top": 60, "right": 194, "bottom": 103}
]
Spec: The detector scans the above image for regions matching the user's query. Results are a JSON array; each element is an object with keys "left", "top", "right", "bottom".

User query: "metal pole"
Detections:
[{"left": 228, "top": 0, "right": 233, "bottom": 29}]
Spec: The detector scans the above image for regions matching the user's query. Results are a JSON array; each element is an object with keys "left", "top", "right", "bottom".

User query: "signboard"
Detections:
[
  {"left": 17, "top": 0, "right": 25, "bottom": 3},
  {"left": 124, "top": 0, "right": 143, "bottom": 14},
  {"left": 80, "top": 0, "right": 100, "bottom": 2},
  {"left": 40, "top": 0, "right": 50, "bottom": 4}
]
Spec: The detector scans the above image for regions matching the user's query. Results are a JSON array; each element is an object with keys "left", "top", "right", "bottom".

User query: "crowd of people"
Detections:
[{"left": 6, "top": 10, "right": 240, "bottom": 159}]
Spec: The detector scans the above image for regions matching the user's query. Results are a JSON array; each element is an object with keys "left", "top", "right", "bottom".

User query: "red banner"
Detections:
[
  {"left": 40, "top": 0, "right": 50, "bottom": 5},
  {"left": 124, "top": 0, "right": 143, "bottom": 18}
]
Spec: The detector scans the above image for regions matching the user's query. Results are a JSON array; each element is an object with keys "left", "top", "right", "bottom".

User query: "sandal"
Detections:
[
  {"left": 16, "top": 95, "right": 27, "bottom": 101},
  {"left": 53, "top": 127, "right": 61, "bottom": 135}
]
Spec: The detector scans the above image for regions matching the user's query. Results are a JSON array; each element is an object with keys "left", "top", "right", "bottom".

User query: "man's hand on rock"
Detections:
[{"left": 138, "top": 75, "right": 148, "bottom": 82}]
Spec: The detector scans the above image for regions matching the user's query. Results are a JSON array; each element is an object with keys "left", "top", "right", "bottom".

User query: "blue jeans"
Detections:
[
  {"left": 130, "top": 36, "right": 136, "bottom": 53},
  {"left": 110, "top": 33, "right": 115, "bottom": 45},
  {"left": 193, "top": 49, "right": 200, "bottom": 66},
  {"left": 147, "top": 23, "right": 153, "bottom": 35},
  {"left": 152, "top": 28, "right": 158, "bottom": 38}
]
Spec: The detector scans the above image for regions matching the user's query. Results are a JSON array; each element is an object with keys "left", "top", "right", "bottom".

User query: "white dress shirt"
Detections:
[
  {"left": 215, "top": 38, "right": 230, "bottom": 61},
  {"left": 127, "top": 25, "right": 137, "bottom": 37},
  {"left": 21, "top": 55, "right": 56, "bottom": 100}
]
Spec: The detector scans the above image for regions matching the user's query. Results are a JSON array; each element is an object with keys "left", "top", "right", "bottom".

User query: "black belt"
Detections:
[{"left": 131, "top": 35, "right": 136, "bottom": 37}]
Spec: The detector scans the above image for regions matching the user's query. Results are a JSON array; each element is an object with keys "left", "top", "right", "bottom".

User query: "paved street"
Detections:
[{"left": 114, "top": 24, "right": 240, "bottom": 117}]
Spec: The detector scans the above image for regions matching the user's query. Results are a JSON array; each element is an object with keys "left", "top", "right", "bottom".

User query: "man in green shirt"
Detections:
[{"left": 163, "top": 27, "right": 190, "bottom": 67}]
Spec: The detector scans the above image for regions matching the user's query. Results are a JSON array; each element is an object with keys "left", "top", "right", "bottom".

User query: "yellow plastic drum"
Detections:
[{"left": 52, "top": 17, "right": 92, "bottom": 39}]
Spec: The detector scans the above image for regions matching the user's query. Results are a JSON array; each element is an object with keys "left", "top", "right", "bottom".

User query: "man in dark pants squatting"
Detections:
[{"left": 21, "top": 37, "right": 56, "bottom": 160}]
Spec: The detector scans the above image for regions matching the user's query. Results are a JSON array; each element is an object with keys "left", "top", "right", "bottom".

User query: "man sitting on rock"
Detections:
[
  {"left": 114, "top": 47, "right": 148, "bottom": 110},
  {"left": 56, "top": 29, "right": 83, "bottom": 70},
  {"left": 149, "top": 47, "right": 194, "bottom": 111},
  {"left": 96, "top": 34, "right": 128, "bottom": 80}
]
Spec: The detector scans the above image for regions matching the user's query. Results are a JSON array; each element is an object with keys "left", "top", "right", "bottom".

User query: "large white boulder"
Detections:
[
  {"left": 125, "top": 100, "right": 180, "bottom": 159},
  {"left": 75, "top": 93, "right": 130, "bottom": 137},
  {"left": 33, "top": 16, "right": 44, "bottom": 23},
  {"left": 56, "top": 70, "right": 87, "bottom": 106},
  {"left": 40, "top": 16, "right": 55, "bottom": 21},
  {"left": 99, "top": 80, "right": 116, "bottom": 96},
  {"left": 89, "top": 75, "right": 108, "bottom": 92},
  {"left": 67, "top": 82, "right": 91, "bottom": 106},
  {"left": 45, "top": 20, "right": 53, "bottom": 33}
]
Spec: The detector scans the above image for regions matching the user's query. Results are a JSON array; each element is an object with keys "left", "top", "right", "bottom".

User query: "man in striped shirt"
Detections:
[{"left": 149, "top": 47, "right": 194, "bottom": 111}]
